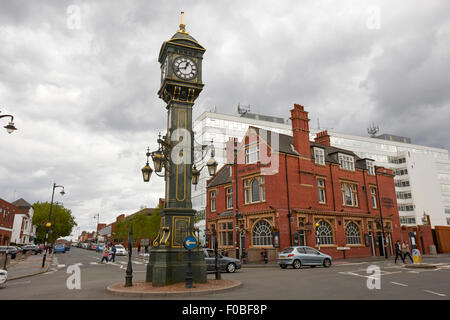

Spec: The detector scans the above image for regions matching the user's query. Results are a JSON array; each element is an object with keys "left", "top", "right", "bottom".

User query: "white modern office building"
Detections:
[{"left": 192, "top": 111, "right": 450, "bottom": 228}]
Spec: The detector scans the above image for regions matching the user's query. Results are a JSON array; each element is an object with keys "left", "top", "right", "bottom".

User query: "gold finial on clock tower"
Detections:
[{"left": 178, "top": 11, "right": 188, "bottom": 34}]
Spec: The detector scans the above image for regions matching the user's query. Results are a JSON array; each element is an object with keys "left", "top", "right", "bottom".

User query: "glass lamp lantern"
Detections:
[
  {"left": 4, "top": 122, "right": 17, "bottom": 134},
  {"left": 206, "top": 156, "right": 218, "bottom": 176},
  {"left": 192, "top": 165, "right": 200, "bottom": 185},
  {"left": 151, "top": 150, "right": 164, "bottom": 173},
  {"left": 142, "top": 163, "right": 153, "bottom": 182}
]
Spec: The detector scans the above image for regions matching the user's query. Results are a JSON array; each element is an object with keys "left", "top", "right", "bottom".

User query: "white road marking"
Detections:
[
  {"left": 408, "top": 271, "right": 419, "bottom": 274},
  {"left": 108, "top": 262, "right": 121, "bottom": 267},
  {"left": 424, "top": 290, "right": 446, "bottom": 297},
  {"left": 338, "top": 271, "right": 369, "bottom": 278},
  {"left": 390, "top": 282, "right": 408, "bottom": 287},
  {"left": 133, "top": 261, "right": 143, "bottom": 265},
  {"left": 57, "top": 264, "right": 66, "bottom": 268},
  {"left": 335, "top": 262, "right": 370, "bottom": 266}
]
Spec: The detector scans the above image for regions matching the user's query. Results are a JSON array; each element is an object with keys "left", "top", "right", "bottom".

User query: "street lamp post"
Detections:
[
  {"left": 315, "top": 222, "right": 320, "bottom": 251},
  {"left": 212, "top": 226, "right": 221, "bottom": 280},
  {"left": 374, "top": 166, "right": 388, "bottom": 259},
  {"left": 125, "top": 221, "right": 133, "bottom": 287},
  {"left": 233, "top": 140, "right": 241, "bottom": 260},
  {"left": 0, "top": 110, "right": 18, "bottom": 134},
  {"left": 42, "top": 183, "right": 65, "bottom": 268}
]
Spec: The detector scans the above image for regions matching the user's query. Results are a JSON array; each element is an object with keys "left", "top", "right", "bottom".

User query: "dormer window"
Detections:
[
  {"left": 314, "top": 147, "right": 325, "bottom": 165},
  {"left": 366, "top": 160, "right": 375, "bottom": 175},
  {"left": 339, "top": 153, "right": 355, "bottom": 171},
  {"left": 246, "top": 144, "right": 260, "bottom": 164}
]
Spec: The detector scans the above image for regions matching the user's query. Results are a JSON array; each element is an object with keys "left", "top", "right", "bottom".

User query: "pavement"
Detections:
[
  {"left": 3, "top": 253, "right": 52, "bottom": 280},
  {"left": 241, "top": 253, "right": 450, "bottom": 268}
]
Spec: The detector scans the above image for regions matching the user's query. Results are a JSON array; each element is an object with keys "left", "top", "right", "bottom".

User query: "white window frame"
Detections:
[
  {"left": 226, "top": 187, "right": 233, "bottom": 210},
  {"left": 246, "top": 144, "right": 260, "bottom": 164},
  {"left": 366, "top": 160, "right": 375, "bottom": 175},
  {"left": 314, "top": 148, "right": 325, "bottom": 165},
  {"left": 341, "top": 182, "right": 359, "bottom": 207},
  {"left": 339, "top": 153, "right": 355, "bottom": 171},
  {"left": 318, "top": 179, "right": 326, "bottom": 204},
  {"left": 210, "top": 191, "right": 216, "bottom": 212},
  {"left": 370, "top": 187, "right": 377, "bottom": 209}
]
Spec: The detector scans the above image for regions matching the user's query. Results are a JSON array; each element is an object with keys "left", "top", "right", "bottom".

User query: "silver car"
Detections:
[
  {"left": 277, "top": 246, "right": 332, "bottom": 269},
  {"left": 114, "top": 244, "right": 127, "bottom": 256},
  {"left": 203, "top": 248, "right": 241, "bottom": 273}
]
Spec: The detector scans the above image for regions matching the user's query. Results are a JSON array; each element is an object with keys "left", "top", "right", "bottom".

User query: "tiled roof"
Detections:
[
  {"left": 12, "top": 198, "right": 32, "bottom": 208},
  {"left": 251, "top": 127, "right": 372, "bottom": 170},
  {"left": 208, "top": 165, "right": 232, "bottom": 188}
]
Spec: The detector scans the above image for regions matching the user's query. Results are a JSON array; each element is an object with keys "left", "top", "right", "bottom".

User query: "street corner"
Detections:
[{"left": 106, "top": 279, "right": 243, "bottom": 297}]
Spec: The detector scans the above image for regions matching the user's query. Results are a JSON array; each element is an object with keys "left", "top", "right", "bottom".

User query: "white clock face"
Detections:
[{"left": 173, "top": 57, "right": 197, "bottom": 80}]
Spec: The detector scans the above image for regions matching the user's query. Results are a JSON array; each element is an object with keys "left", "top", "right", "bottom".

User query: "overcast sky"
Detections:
[{"left": 1, "top": 0, "right": 449, "bottom": 237}]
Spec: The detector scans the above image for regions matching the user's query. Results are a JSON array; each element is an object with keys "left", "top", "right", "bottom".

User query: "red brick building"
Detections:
[
  {"left": 206, "top": 104, "right": 432, "bottom": 262},
  {"left": 0, "top": 198, "right": 18, "bottom": 245}
]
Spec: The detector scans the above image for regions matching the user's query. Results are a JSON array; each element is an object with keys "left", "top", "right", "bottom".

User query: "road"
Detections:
[{"left": 1, "top": 248, "right": 449, "bottom": 300}]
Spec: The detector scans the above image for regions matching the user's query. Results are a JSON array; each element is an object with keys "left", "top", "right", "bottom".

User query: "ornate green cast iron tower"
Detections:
[{"left": 146, "top": 12, "right": 207, "bottom": 286}]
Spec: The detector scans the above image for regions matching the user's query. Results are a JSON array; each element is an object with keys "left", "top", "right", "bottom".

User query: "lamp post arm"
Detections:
[{"left": 0, "top": 114, "right": 14, "bottom": 121}]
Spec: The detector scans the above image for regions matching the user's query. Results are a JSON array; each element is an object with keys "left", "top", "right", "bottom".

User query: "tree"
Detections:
[
  {"left": 32, "top": 202, "right": 77, "bottom": 243},
  {"left": 112, "top": 205, "right": 161, "bottom": 244}
]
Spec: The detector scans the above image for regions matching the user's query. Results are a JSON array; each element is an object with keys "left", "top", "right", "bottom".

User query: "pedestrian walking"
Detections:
[
  {"left": 109, "top": 244, "right": 116, "bottom": 262},
  {"left": 138, "top": 243, "right": 141, "bottom": 253},
  {"left": 260, "top": 249, "right": 268, "bottom": 264},
  {"left": 402, "top": 241, "right": 414, "bottom": 263},
  {"left": 394, "top": 240, "right": 405, "bottom": 264},
  {"left": 100, "top": 246, "right": 109, "bottom": 263}
]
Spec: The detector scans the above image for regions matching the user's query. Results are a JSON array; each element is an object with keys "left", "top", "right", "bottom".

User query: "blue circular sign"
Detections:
[{"left": 183, "top": 236, "right": 197, "bottom": 250}]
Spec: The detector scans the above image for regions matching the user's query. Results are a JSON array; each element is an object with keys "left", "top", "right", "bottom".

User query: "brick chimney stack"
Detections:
[
  {"left": 226, "top": 137, "right": 238, "bottom": 164},
  {"left": 290, "top": 104, "right": 311, "bottom": 157},
  {"left": 314, "top": 130, "right": 331, "bottom": 146}
]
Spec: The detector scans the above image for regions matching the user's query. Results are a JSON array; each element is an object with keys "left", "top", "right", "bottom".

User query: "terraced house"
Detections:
[{"left": 205, "top": 104, "right": 434, "bottom": 262}]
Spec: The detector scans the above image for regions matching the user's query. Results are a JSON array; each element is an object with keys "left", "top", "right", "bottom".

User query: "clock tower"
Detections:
[{"left": 146, "top": 12, "right": 207, "bottom": 286}]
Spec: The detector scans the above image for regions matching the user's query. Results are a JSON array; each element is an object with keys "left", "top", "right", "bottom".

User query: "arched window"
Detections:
[
  {"left": 316, "top": 221, "right": 334, "bottom": 245},
  {"left": 346, "top": 222, "right": 362, "bottom": 244},
  {"left": 252, "top": 220, "right": 272, "bottom": 246},
  {"left": 251, "top": 179, "right": 260, "bottom": 202}
]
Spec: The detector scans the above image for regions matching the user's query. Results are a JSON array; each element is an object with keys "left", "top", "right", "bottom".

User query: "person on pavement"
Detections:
[
  {"left": 394, "top": 240, "right": 405, "bottom": 264},
  {"left": 100, "top": 245, "right": 109, "bottom": 264},
  {"left": 109, "top": 244, "right": 116, "bottom": 262},
  {"left": 402, "top": 241, "right": 414, "bottom": 263}
]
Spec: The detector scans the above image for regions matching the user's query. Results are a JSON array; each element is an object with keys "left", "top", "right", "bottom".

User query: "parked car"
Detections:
[
  {"left": 21, "top": 245, "right": 42, "bottom": 255},
  {"left": 114, "top": 244, "right": 127, "bottom": 256},
  {"left": 89, "top": 243, "right": 97, "bottom": 251},
  {"left": 14, "top": 246, "right": 23, "bottom": 254},
  {"left": 277, "top": 246, "right": 332, "bottom": 269},
  {"left": 0, "top": 269, "right": 7, "bottom": 288},
  {"left": 54, "top": 244, "right": 65, "bottom": 253},
  {"left": 202, "top": 248, "right": 241, "bottom": 273},
  {"left": 0, "top": 246, "right": 18, "bottom": 259},
  {"left": 96, "top": 244, "right": 104, "bottom": 252}
]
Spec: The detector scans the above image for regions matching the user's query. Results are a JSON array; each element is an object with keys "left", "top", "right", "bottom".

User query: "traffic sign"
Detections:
[{"left": 183, "top": 236, "right": 197, "bottom": 250}]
